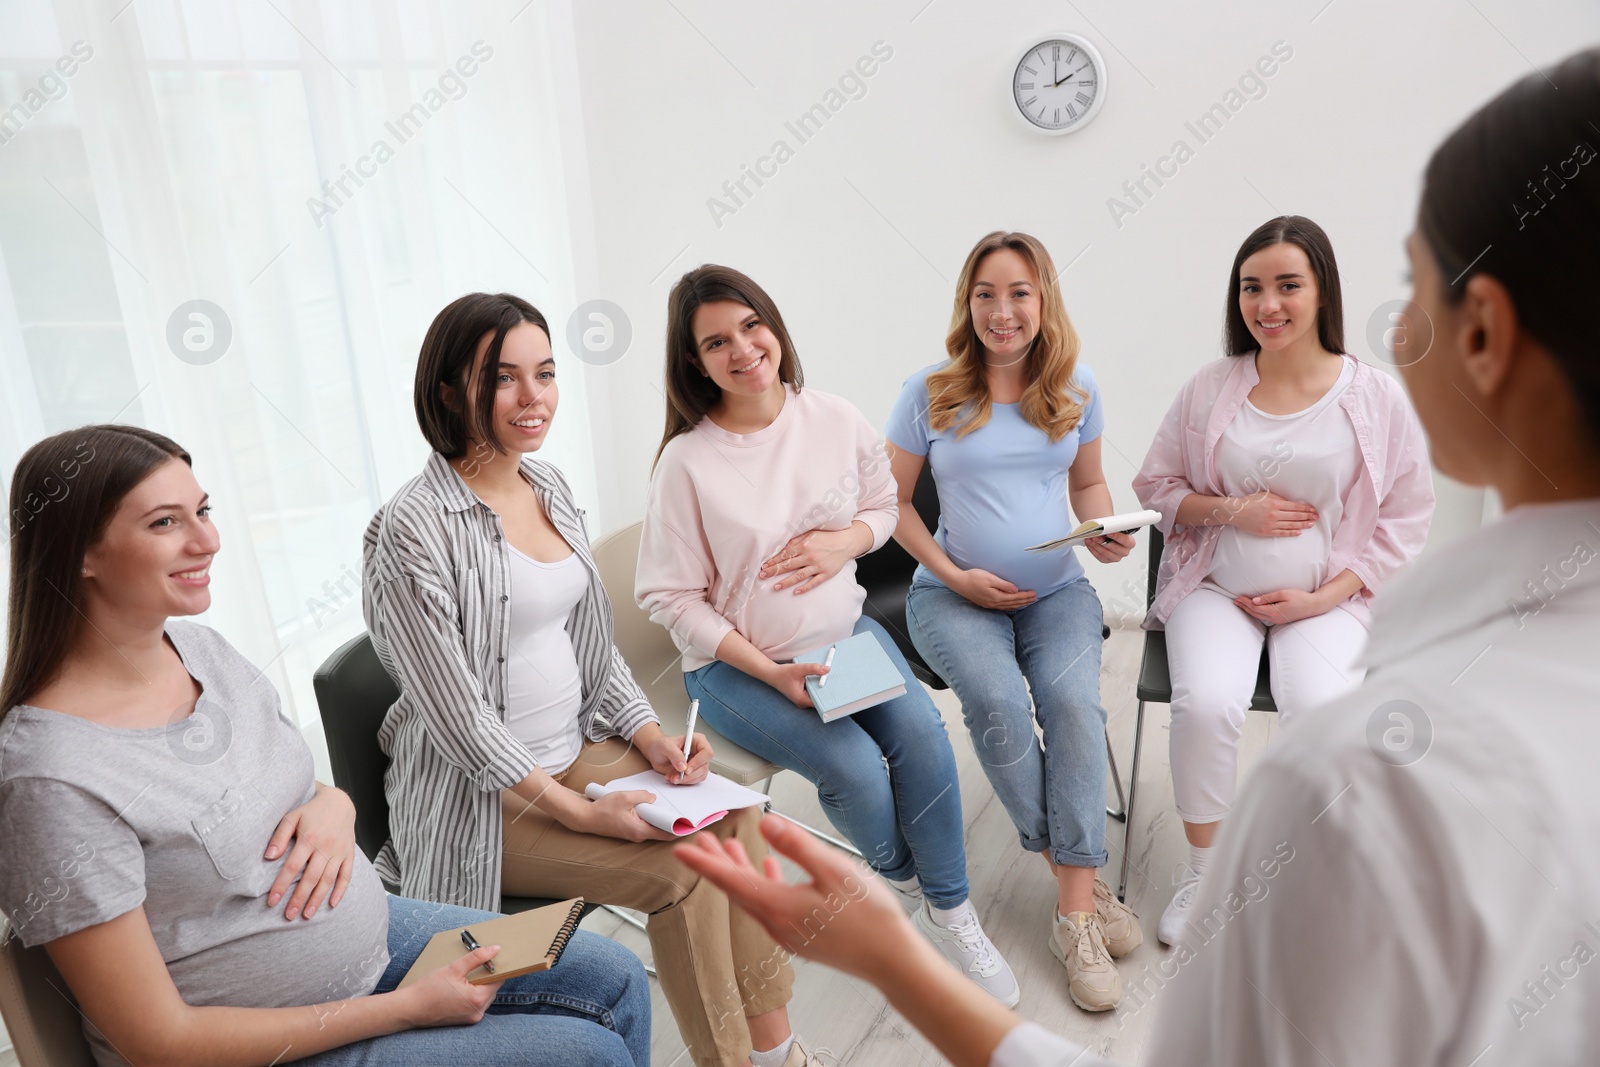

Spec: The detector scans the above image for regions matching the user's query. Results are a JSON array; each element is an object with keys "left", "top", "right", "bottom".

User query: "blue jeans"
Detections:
[
  {"left": 685, "top": 616, "right": 971, "bottom": 907},
  {"left": 906, "top": 577, "right": 1109, "bottom": 869},
  {"left": 298, "top": 895, "right": 649, "bottom": 1066}
]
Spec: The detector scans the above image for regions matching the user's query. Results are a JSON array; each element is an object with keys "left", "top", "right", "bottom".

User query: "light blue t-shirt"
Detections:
[{"left": 885, "top": 361, "right": 1104, "bottom": 599}]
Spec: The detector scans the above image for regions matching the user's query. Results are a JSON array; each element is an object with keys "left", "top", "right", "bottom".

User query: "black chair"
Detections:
[
  {"left": 1116, "top": 527, "right": 1276, "bottom": 900},
  {"left": 311, "top": 632, "right": 573, "bottom": 917},
  {"left": 854, "top": 463, "right": 1129, "bottom": 822}
]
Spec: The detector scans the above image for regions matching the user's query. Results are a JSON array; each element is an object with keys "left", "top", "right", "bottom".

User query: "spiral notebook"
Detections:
[{"left": 396, "top": 897, "right": 585, "bottom": 987}]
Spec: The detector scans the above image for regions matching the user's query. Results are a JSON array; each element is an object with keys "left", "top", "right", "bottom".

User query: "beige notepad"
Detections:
[{"left": 396, "top": 898, "right": 585, "bottom": 987}]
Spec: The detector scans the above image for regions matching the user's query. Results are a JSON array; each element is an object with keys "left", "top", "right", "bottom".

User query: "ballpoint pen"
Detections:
[
  {"left": 818, "top": 643, "right": 836, "bottom": 688},
  {"left": 460, "top": 927, "right": 495, "bottom": 973},
  {"left": 680, "top": 698, "right": 699, "bottom": 781}
]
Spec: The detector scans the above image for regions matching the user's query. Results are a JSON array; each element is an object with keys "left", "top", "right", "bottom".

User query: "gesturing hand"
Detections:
[
  {"left": 1230, "top": 492, "right": 1318, "bottom": 537},
  {"left": 265, "top": 785, "right": 357, "bottom": 921},
  {"left": 761, "top": 528, "right": 860, "bottom": 594},
  {"left": 673, "top": 814, "right": 911, "bottom": 984}
]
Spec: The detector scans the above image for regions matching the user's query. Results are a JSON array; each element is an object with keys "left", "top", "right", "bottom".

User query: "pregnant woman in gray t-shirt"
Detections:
[{"left": 0, "top": 425, "right": 648, "bottom": 1067}]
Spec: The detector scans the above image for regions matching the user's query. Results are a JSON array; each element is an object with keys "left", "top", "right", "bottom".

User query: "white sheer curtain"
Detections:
[{"left": 0, "top": 0, "right": 599, "bottom": 777}]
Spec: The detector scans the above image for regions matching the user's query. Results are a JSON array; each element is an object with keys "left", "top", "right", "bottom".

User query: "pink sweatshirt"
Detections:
[
  {"left": 1132, "top": 353, "right": 1434, "bottom": 629},
  {"left": 636, "top": 385, "right": 899, "bottom": 672}
]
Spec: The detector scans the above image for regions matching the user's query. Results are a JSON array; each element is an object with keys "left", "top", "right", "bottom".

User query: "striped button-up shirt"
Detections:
[{"left": 362, "top": 451, "right": 656, "bottom": 911}]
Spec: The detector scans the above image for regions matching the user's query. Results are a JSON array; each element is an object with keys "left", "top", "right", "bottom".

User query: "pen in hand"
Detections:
[
  {"left": 818, "top": 644, "right": 837, "bottom": 689},
  {"left": 679, "top": 698, "right": 699, "bottom": 783},
  {"left": 460, "top": 927, "right": 495, "bottom": 973}
]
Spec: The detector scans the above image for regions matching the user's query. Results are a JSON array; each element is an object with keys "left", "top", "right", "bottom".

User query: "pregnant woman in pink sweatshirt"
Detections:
[{"left": 636, "top": 264, "right": 1019, "bottom": 1008}]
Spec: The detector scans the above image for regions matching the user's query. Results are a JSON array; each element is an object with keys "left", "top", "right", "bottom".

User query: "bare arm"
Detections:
[
  {"left": 675, "top": 816, "right": 1019, "bottom": 1067},
  {"left": 886, "top": 445, "right": 963, "bottom": 585},
  {"left": 711, "top": 627, "right": 826, "bottom": 709},
  {"left": 1067, "top": 437, "right": 1135, "bottom": 565},
  {"left": 886, "top": 444, "right": 1036, "bottom": 609},
  {"left": 45, "top": 907, "right": 502, "bottom": 1067}
]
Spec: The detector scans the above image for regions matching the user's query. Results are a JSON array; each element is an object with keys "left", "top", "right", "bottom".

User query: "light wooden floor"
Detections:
[{"left": 580, "top": 628, "right": 1279, "bottom": 1066}]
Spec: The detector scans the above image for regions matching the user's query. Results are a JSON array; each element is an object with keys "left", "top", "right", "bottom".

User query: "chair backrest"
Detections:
[
  {"left": 590, "top": 521, "right": 781, "bottom": 786},
  {"left": 311, "top": 633, "right": 401, "bottom": 866},
  {"left": 1146, "top": 526, "right": 1165, "bottom": 607},
  {"left": 852, "top": 460, "right": 940, "bottom": 592},
  {"left": 0, "top": 919, "right": 96, "bottom": 1067}
]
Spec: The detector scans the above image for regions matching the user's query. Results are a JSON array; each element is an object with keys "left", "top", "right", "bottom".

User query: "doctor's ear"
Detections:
[{"left": 1458, "top": 274, "right": 1518, "bottom": 400}]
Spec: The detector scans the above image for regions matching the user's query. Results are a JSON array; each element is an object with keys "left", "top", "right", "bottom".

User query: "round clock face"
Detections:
[{"left": 1012, "top": 35, "right": 1106, "bottom": 134}]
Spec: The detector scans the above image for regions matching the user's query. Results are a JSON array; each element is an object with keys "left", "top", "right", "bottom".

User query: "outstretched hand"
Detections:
[{"left": 673, "top": 814, "right": 915, "bottom": 982}]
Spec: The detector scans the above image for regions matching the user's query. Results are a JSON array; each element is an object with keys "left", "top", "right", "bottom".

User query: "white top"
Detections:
[
  {"left": 992, "top": 497, "right": 1600, "bottom": 1067},
  {"left": 1205, "top": 358, "right": 1360, "bottom": 598},
  {"left": 504, "top": 544, "right": 587, "bottom": 775}
]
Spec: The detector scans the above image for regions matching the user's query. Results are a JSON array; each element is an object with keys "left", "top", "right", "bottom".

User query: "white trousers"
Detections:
[{"left": 1164, "top": 583, "right": 1368, "bottom": 823}]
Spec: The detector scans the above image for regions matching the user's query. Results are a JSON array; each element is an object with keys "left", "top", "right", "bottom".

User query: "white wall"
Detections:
[{"left": 566, "top": 0, "right": 1598, "bottom": 616}]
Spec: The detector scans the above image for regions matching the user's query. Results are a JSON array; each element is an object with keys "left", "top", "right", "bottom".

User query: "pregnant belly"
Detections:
[
  {"left": 733, "top": 572, "right": 864, "bottom": 662},
  {"left": 1206, "top": 527, "right": 1332, "bottom": 598}
]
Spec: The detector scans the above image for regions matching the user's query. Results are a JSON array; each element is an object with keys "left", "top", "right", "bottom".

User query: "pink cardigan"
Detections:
[{"left": 1132, "top": 353, "right": 1434, "bottom": 630}]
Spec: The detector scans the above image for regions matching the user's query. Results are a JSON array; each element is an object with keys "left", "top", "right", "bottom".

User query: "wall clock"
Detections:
[{"left": 1011, "top": 34, "right": 1107, "bottom": 135}]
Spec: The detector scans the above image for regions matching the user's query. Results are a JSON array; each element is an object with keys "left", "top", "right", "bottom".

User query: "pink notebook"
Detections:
[{"left": 584, "top": 769, "right": 769, "bottom": 836}]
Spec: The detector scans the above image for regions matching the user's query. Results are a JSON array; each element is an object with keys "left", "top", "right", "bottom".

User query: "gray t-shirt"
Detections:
[{"left": 0, "top": 622, "right": 390, "bottom": 1067}]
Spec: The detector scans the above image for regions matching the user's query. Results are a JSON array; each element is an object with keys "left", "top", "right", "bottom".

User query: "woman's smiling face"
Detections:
[{"left": 969, "top": 247, "right": 1040, "bottom": 361}]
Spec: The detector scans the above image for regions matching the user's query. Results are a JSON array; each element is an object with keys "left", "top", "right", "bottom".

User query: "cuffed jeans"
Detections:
[
  {"left": 906, "top": 577, "right": 1110, "bottom": 869},
  {"left": 296, "top": 895, "right": 649, "bottom": 1065},
  {"left": 684, "top": 616, "right": 971, "bottom": 907}
]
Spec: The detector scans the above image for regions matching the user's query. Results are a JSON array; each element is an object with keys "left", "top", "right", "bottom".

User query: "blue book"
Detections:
[{"left": 793, "top": 631, "right": 908, "bottom": 723}]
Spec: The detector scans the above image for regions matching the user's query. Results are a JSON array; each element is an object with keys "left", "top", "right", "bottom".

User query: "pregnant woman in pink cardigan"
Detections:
[{"left": 1132, "top": 216, "right": 1434, "bottom": 946}]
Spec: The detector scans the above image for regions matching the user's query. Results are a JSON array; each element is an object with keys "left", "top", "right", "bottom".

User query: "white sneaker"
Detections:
[
  {"left": 1157, "top": 864, "right": 1203, "bottom": 947},
  {"left": 913, "top": 902, "right": 1021, "bottom": 1008}
]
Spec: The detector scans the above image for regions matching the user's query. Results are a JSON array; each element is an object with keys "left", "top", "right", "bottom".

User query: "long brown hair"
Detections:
[
  {"left": 2, "top": 425, "right": 192, "bottom": 716},
  {"left": 927, "top": 231, "right": 1087, "bottom": 442},
  {"left": 655, "top": 265, "right": 804, "bottom": 466},
  {"left": 1223, "top": 216, "right": 1345, "bottom": 356},
  {"left": 1418, "top": 47, "right": 1600, "bottom": 448}
]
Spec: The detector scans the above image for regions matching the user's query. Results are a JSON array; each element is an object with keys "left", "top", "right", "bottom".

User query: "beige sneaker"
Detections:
[
  {"left": 781, "top": 1036, "right": 837, "bottom": 1066},
  {"left": 1092, "top": 877, "right": 1144, "bottom": 957},
  {"left": 1051, "top": 910, "right": 1123, "bottom": 1011}
]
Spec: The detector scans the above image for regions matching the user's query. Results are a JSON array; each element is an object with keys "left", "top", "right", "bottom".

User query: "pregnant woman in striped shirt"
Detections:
[{"left": 362, "top": 293, "right": 819, "bottom": 1067}]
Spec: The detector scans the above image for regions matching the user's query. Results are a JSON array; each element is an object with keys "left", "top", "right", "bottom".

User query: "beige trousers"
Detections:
[{"left": 501, "top": 736, "right": 794, "bottom": 1067}]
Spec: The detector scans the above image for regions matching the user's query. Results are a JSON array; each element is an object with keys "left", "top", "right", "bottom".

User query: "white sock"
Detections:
[
  {"left": 929, "top": 900, "right": 974, "bottom": 927},
  {"left": 887, "top": 875, "right": 921, "bottom": 895},
  {"left": 750, "top": 1035, "right": 795, "bottom": 1067},
  {"left": 1189, "top": 843, "right": 1214, "bottom": 879}
]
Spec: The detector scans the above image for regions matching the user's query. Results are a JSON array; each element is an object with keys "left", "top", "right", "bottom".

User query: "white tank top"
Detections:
[
  {"left": 503, "top": 543, "right": 588, "bottom": 775},
  {"left": 1205, "top": 358, "right": 1361, "bottom": 600}
]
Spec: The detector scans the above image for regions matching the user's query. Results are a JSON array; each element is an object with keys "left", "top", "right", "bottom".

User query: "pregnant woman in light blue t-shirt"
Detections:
[{"left": 885, "top": 231, "right": 1143, "bottom": 1015}]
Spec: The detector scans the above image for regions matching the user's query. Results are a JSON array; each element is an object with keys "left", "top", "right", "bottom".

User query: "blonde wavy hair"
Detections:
[{"left": 926, "top": 231, "right": 1087, "bottom": 442}]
